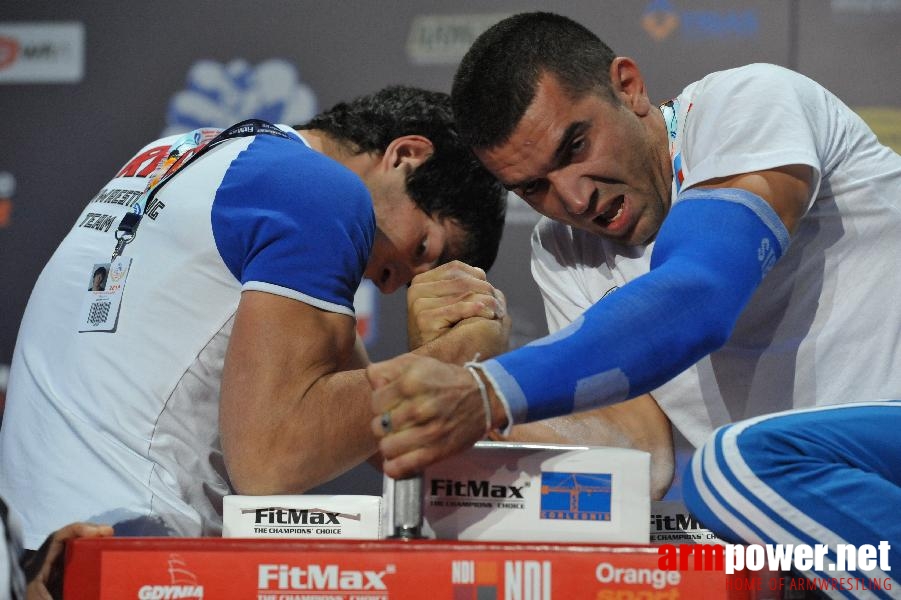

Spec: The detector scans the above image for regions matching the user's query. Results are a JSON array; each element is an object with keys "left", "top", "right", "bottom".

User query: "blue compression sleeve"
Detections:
[{"left": 479, "top": 188, "right": 790, "bottom": 425}]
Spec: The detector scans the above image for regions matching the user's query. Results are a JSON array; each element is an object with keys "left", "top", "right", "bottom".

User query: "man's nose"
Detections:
[
  {"left": 548, "top": 170, "right": 593, "bottom": 216},
  {"left": 375, "top": 263, "right": 419, "bottom": 294},
  {"left": 375, "top": 265, "right": 402, "bottom": 294}
]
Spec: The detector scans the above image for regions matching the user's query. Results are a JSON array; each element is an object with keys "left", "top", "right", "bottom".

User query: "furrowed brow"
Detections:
[
  {"left": 551, "top": 121, "right": 588, "bottom": 166},
  {"left": 503, "top": 121, "right": 588, "bottom": 191}
]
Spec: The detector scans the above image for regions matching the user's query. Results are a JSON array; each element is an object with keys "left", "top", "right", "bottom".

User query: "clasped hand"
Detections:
[{"left": 370, "top": 260, "right": 509, "bottom": 478}]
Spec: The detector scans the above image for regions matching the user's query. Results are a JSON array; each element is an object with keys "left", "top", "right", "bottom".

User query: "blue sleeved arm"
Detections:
[{"left": 478, "top": 187, "right": 790, "bottom": 425}]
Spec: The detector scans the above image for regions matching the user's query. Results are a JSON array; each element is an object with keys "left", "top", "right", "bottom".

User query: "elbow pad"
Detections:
[{"left": 479, "top": 187, "right": 790, "bottom": 425}]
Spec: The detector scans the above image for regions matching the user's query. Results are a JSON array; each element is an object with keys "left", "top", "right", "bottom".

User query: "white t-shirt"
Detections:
[
  {"left": 532, "top": 64, "right": 901, "bottom": 447},
  {"left": 0, "top": 126, "right": 374, "bottom": 548}
]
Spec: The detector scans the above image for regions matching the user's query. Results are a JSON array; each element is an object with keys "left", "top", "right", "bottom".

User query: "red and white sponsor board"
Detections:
[{"left": 63, "top": 537, "right": 774, "bottom": 599}]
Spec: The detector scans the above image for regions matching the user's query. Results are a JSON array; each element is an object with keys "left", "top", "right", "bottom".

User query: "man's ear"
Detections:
[
  {"left": 609, "top": 57, "right": 652, "bottom": 117},
  {"left": 382, "top": 135, "right": 434, "bottom": 173}
]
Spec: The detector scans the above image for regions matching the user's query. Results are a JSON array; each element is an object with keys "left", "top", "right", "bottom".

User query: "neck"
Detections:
[
  {"left": 295, "top": 128, "right": 333, "bottom": 155},
  {"left": 296, "top": 128, "right": 380, "bottom": 180}
]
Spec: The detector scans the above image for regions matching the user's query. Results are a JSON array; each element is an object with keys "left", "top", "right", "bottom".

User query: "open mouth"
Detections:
[{"left": 595, "top": 195, "right": 625, "bottom": 226}]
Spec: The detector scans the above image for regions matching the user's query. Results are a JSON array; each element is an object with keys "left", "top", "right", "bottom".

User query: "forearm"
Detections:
[
  {"left": 480, "top": 188, "right": 790, "bottom": 425},
  {"left": 289, "top": 368, "right": 382, "bottom": 491},
  {"left": 266, "top": 318, "right": 508, "bottom": 491},
  {"left": 224, "top": 366, "right": 378, "bottom": 495},
  {"left": 228, "top": 318, "right": 507, "bottom": 494}
]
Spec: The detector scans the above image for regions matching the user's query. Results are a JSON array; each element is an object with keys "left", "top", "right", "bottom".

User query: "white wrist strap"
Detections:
[{"left": 465, "top": 364, "right": 492, "bottom": 433}]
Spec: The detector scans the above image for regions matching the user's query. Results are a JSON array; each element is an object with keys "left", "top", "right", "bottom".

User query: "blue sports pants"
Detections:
[{"left": 683, "top": 401, "right": 901, "bottom": 599}]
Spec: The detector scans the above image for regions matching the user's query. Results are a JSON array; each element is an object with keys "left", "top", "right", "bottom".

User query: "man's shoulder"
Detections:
[
  {"left": 695, "top": 63, "right": 814, "bottom": 97},
  {"left": 222, "top": 134, "right": 372, "bottom": 212}
]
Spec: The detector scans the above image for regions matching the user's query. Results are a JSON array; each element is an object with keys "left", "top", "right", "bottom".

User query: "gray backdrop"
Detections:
[{"left": 1, "top": 0, "right": 899, "bottom": 498}]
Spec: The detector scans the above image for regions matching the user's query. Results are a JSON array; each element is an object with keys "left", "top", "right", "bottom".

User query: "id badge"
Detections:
[{"left": 78, "top": 257, "right": 133, "bottom": 332}]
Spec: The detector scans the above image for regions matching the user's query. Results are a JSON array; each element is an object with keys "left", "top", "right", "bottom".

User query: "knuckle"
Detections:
[
  {"left": 408, "top": 400, "right": 430, "bottom": 423},
  {"left": 420, "top": 420, "right": 442, "bottom": 441}
]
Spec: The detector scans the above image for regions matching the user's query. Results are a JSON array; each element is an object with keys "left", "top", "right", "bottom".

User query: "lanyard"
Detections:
[{"left": 110, "top": 119, "right": 293, "bottom": 260}]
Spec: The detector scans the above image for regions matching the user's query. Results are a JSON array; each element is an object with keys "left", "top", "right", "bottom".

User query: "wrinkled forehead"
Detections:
[
  {"left": 473, "top": 113, "right": 563, "bottom": 190},
  {"left": 475, "top": 74, "right": 610, "bottom": 188}
]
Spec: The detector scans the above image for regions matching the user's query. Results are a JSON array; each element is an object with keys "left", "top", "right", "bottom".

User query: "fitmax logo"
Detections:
[
  {"left": 651, "top": 512, "right": 702, "bottom": 531},
  {"left": 431, "top": 479, "right": 525, "bottom": 499},
  {"left": 249, "top": 507, "right": 341, "bottom": 525},
  {"left": 258, "top": 564, "right": 394, "bottom": 591}
]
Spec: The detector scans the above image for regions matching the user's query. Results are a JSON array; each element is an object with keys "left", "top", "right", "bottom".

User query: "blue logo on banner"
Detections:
[
  {"left": 642, "top": 0, "right": 759, "bottom": 42},
  {"left": 539, "top": 472, "right": 612, "bottom": 521},
  {"left": 162, "top": 58, "right": 317, "bottom": 136}
]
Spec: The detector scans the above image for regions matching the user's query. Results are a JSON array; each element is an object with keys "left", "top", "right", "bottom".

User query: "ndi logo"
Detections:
[
  {"left": 505, "top": 560, "right": 551, "bottom": 600},
  {"left": 162, "top": 58, "right": 317, "bottom": 137},
  {"left": 539, "top": 472, "right": 612, "bottom": 521}
]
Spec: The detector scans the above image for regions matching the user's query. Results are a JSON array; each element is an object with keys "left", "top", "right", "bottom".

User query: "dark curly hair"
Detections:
[
  {"left": 452, "top": 12, "right": 617, "bottom": 150},
  {"left": 301, "top": 86, "right": 506, "bottom": 271}
]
